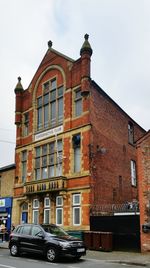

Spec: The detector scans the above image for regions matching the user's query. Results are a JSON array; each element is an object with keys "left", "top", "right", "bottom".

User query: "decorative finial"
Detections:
[
  {"left": 14, "top": 76, "right": 24, "bottom": 94},
  {"left": 84, "top": 34, "right": 89, "bottom": 40},
  {"left": 80, "top": 33, "right": 93, "bottom": 56},
  {"left": 48, "top": 40, "right": 53, "bottom": 48}
]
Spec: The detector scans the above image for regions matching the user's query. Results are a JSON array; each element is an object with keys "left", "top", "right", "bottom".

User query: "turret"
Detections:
[
  {"left": 80, "top": 34, "right": 93, "bottom": 96},
  {"left": 14, "top": 77, "right": 24, "bottom": 125}
]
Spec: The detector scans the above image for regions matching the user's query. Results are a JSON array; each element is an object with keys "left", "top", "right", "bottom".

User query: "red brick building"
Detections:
[
  {"left": 13, "top": 35, "right": 145, "bottom": 238},
  {"left": 137, "top": 131, "right": 150, "bottom": 252}
]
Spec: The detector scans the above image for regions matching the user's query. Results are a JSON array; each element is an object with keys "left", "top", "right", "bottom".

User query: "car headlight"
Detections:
[{"left": 59, "top": 241, "right": 70, "bottom": 249}]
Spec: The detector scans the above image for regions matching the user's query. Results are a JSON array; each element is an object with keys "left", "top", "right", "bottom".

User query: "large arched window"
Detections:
[{"left": 37, "top": 78, "right": 64, "bottom": 130}]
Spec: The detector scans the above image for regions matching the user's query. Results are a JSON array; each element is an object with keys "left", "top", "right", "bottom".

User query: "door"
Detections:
[
  {"left": 22, "top": 212, "right": 28, "bottom": 223},
  {"left": 30, "top": 225, "right": 45, "bottom": 254}
]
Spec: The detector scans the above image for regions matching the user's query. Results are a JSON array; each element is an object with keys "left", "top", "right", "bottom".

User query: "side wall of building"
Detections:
[
  {"left": 0, "top": 168, "right": 15, "bottom": 197},
  {"left": 137, "top": 132, "right": 150, "bottom": 252},
  {"left": 90, "top": 84, "right": 145, "bottom": 205}
]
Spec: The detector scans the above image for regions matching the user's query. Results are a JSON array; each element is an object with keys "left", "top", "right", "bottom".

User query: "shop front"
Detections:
[{"left": 0, "top": 197, "right": 13, "bottom": 240}]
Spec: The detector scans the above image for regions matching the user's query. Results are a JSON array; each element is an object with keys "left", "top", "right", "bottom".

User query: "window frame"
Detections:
[
  {"left": 72, "top": 194, "right": 81, "bottom": 226},
  {"left": 32, "top": 199, "right": 39, "bottom": 224},
  {"left": 32, "top": 210, "right": 39, "bottom": 224},
  {"left": 33, "top": 199, "right": 39, "bottom": 209},
  {"left": 44, "top": 197, "right": 50, "bottom": 207},
  {"left": 44, "top": 208, "right": 50, "bottom": 224},
  {"left": 74, "top": 88, "right": 82, "bottom": 117},
  {"left": 44, "top": 197, "right": 50, "bottom": 224},
  {"left": 56, "top": 196, "right": 63, "bottom": 225},
  {"left": 72, "top": 134, "right": 81, "bottom": 173},
  {"left": 21, "top": 150, "right": 27, "bottom": 183},
  {"left": 128, "top": 122, "right": 134, "bottom": 145},
  {"left": 131, "top": 160, "right": 137, "bottom": 187},
  {"left": 23, "top": 112, "right": 29, "bottom": 136},
  {"left": 36, "top": 78, "right": 64, "bottom": 131},
  {"left": 35, "top": 140, "right": 63, "bottom": 180}
]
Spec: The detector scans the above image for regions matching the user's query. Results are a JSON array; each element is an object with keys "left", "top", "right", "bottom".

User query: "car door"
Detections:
[
  {"left": 30, "top": 225, "right": 46, "bottom": 254},
  {"left": 19, "top": 225, "right": 32, "bottom": 252}
]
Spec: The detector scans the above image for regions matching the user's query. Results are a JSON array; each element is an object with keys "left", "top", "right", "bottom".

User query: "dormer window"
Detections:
[
  {"left": 128, "top": 122, "right": 134, "bottom": 144},
  {"left": 37, "top": 78, "right": 64, "bottom": 131}
]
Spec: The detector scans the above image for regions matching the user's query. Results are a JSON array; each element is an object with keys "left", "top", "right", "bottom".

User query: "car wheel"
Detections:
[
  {"left": 74, "top": 255, "right": 82, "bottom": 261},
  {"left": 46, "top": 247, "right": 58, "bottom": 262},
  {"left": 10, "top": 244, "right": 19, "bottom": 257}
]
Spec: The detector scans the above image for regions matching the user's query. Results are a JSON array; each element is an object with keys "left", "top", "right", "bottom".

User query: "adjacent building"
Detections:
[
  {"left": 137, "top": 130, "right": 150, "bottom": 252},
  {"left": 0, "top": 164, "right": 15, "bottom": 233},
  {"left": 13, "top": 35, "right": 145, "bottom": 238}
]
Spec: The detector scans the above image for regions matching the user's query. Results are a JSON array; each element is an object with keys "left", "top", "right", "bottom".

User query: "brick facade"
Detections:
[
  {"left": 137, "top": 131, "right": 150, "bottom": 252},
  {"left": 13, "top": 35, "right": 145, "bottom": 232}
]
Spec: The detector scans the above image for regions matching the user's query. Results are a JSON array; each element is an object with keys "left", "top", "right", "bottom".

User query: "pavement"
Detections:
[{"left": 1, "top": 241, "right": 150, "bottom": 267}]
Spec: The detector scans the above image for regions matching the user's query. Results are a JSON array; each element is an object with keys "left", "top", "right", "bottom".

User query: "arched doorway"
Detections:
[{"left": 21, "top": 202, "right": 28, "bottom": 223}]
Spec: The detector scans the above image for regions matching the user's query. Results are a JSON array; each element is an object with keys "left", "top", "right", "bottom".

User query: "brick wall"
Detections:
[
  {"left": 90, "top": 83, "right": 145, "bottom": 205},
  {"left": 137, "top": 131, "right": 150, "bottom": 252}
]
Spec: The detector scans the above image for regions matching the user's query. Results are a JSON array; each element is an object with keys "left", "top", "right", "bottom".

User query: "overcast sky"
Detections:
[{"left": 0, "top": 0, "right": 149, "bottom": 167}]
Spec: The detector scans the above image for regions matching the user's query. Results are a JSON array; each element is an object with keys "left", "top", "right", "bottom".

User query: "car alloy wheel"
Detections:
[
  {"left": 46, "top": 247, "right": 57, "bottom": 262},
  {"left": 10, "top": 244, "right": 19, "bottom": 256}
]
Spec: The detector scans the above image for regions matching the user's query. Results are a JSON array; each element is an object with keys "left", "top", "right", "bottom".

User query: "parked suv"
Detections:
[{"left": 9, "top": 223, "right": 86, "bottom": 262}]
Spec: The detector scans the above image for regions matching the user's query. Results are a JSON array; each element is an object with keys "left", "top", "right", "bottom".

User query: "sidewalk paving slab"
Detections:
[{"left": 86, "top": 250, "right": 150, "bottom": 266}]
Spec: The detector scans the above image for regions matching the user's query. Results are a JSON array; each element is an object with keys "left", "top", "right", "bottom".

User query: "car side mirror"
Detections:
[{"left": 37, "top": 232, "right": 45, "bottom": 239}]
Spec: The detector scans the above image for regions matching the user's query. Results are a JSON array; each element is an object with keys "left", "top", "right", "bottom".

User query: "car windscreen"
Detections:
[{"left": 42, "top": 225, "right": 68, "bottom": 237}]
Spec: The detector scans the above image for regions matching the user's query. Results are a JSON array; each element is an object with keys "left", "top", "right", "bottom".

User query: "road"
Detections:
[{"left": 0, "top": 248, "right": 144, "bottom": 268}]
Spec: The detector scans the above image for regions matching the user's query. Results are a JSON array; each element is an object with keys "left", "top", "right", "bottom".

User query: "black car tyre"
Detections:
[
  {"left": 74, "top": 255, "right": 82, "bottom": 261},
  {"left": 10, "top": 244, "right": 19, "bottom": 257},
  {"left": 46, "top": 247, "right": 58, "bottom": 262}
]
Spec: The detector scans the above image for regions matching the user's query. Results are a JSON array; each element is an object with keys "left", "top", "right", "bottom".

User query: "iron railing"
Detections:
[{"left": 90, "top": 202, "right": 139, "bottom": 216}]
